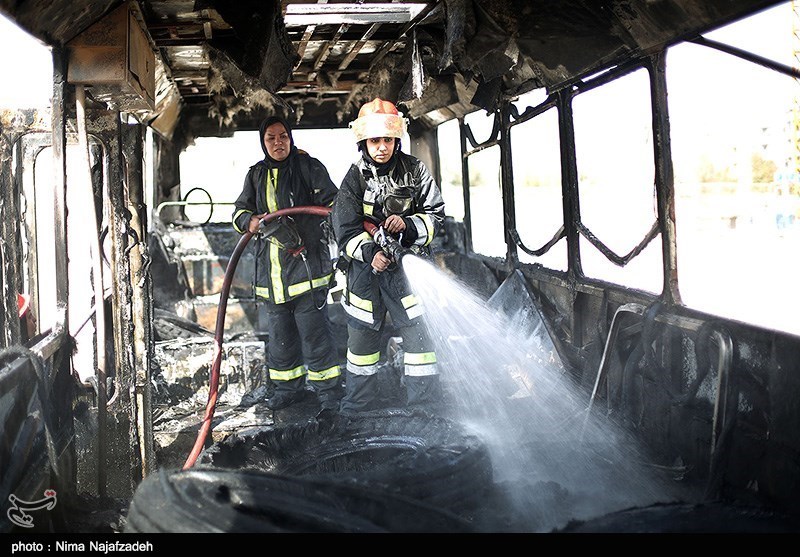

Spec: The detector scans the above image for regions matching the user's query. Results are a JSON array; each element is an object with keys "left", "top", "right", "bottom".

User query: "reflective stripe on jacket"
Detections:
[
  {"left": 332, "top": 151, "right": 445, "bottom": 325},
  {"left": 233, "top": 150, "right": 337, "bottom": 304}
]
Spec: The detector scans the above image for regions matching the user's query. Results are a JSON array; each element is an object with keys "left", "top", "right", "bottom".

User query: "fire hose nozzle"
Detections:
[
  {"left": 365, "top": 221, "right": 411, "bottom": 267},
  {"left": 384, "top": 236, "right": 411, "bottom": 264}
]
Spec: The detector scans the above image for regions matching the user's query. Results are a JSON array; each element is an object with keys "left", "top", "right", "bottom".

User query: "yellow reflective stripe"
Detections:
[
  {"left": 401, "top": 293, "right": 424, "bottom": 318},
  {"left": 344, "top": 231, "right": 372, "bottom": 260},
  {"left": 401, "top": 294, "right": 419, "bottom": 309},
  {"left": 347, "top": 350, "right": 380, "bottom": 366},
  {"left": 269, "top": 365, "right": 306, "bottom": 381},
  {"left": 362, "top": 189, "right": 377, "bottom": 216},
  {"left": 255, "top": 286, "right": 270, "bottom": 300},
  {"left": 341, "top": 286, "right": 368, "bottom": 322},
  {"left": 342, "top": 300, "right": 373, "bottom": 324},
  {"left": 266, "top": 168, "right": 278, "bottom": 213},
  {"left": 287, "top": 273, "right": 333, "bottom": 297},
  {"left": 307, "top": 365, "right": 341, "bottom": 382},
  {"left": 288, "top": 281, "right": 312, "bottom": 297},
  {"left": 404, "top": 351, "right": 438, "bottom": 365},
  {"left": 411, "top": 213, "right": 434, "bottom": 246},
  {"left": 233, "top": 209, "right": 252, "bottom": 233},
  {"left": 348, "top": 291, "right": 373, "bottom": 312},
  {"left": 313, "top": 274, "right": 332, "bottom": 288},
  {"left": 422, "top": 214, "right": 434, "bottom": 246},
  {"left": 270, "top": 241, "right": 285, "bottom": 304}
]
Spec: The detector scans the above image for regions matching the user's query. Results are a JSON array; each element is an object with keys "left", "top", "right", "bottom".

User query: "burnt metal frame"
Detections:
[
  {"left": 0, "top": 117, "right": 28, "bottom": 346},
  {"left": 91, "top": 112, "right": 154, "bottom": 496},
  {"left": 463, "top": 29, "right": 797, "bottom": 305},
  {"left": 506, "top": 97, "right": 565, "bottom": 261},
  {"left": 539, "top": 58, "right": 670, "bottom": 289},
  {"left": 1, "top": 76, "right": 155, "bottom": 499},
  {"left": 458, "top": 54, "right": 680, "bottom": 300},
  {"left": 0, "top": 48, "right": 78, "bottom": 507}
]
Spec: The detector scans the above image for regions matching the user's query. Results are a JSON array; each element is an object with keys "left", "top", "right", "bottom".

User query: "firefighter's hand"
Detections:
[
  {"left": 248, "top": 215, "right": 261, "bottom": 234},
  {"left": 383, "top": 215, "right": 406, "bottom": 234},
  {"left": 371, "top": 251, "right": 392, "bottom": 273}
]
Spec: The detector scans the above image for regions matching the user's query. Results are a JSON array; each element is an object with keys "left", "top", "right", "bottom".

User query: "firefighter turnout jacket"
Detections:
[
  {"left": 233, "top": 146, "right": 337, "bottom": 304},
  {"left": 332, "top": 150, "right": 445, "bottom": 328}
]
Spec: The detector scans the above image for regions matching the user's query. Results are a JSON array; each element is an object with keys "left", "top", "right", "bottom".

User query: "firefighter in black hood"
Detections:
[
  {"left": 332, "top": 98, "right": 446, "bottom": 413},
  {"left": 233, "top": 116, "right": 343, "bottom": 413}
]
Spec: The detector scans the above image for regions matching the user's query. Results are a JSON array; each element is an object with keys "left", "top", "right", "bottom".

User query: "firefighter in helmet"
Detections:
[
  {"left": 332, "top": 98, "right": 446, "bottom": 412},
  {"left": 232, "top": 115, "right": 343, "bottom": 414}
]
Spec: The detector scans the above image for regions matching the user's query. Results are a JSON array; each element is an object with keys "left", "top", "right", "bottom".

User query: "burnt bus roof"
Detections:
[{"left": 0, "top": 0, "right": 784, "bottom": 141}]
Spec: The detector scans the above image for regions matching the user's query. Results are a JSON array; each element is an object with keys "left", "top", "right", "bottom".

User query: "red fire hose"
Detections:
[
  {"left": 363, "top": 220, "right": 379, "bottom": 237},
  {"left": 183, "top": 205, "right": 333, "bottom": 469}
]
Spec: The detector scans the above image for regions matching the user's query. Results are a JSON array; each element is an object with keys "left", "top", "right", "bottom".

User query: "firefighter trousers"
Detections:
[
  {"left": 264, "top": 289, "right": 343, "bottom": 409},
  {"left": 341, "top": 319, "right": 441, "bottom": 413}
]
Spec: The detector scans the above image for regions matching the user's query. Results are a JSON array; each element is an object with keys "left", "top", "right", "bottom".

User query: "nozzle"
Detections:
[
  {"left": 363, "top": 221, "right": 411, "bottom": 266},
  {"left": 385, "top": 238, "right": 411, "bottom": 265}
]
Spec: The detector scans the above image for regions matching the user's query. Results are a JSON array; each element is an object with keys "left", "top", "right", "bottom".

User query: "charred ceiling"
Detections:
[{"left": 0, "top": 0, "right": 784, "bottom": 145}]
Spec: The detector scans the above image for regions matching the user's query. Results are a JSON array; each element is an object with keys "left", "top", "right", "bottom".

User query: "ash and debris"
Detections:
[
  {"left": 59, "top": 496, "right": 129, "bottom": 534},
  {"left": 58, "top": 301, "right": 792, "bottom": 533}
]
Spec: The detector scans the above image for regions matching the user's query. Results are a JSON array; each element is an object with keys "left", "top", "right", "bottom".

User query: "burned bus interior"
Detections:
[{"left": 2, "top": 0, "right": 800, "bottom": 534}]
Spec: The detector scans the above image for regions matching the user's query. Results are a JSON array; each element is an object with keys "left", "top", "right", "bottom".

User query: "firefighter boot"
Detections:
[
  {"left": 313, "top": 375, "right": 344, "bottom": 412},
  {"left": 404, "top": 374, "right": 443, "bottom": 410},
  {"left": 339, "top": 371, "right": 379, "bottom": 414},
  {"left": 265, "top": 377, "right": 306, "bottom": 410}
]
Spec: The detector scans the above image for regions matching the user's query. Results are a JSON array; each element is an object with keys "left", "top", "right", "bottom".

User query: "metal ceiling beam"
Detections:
[
  {"left": 369, "top": 1, "right": 437, "bottom": 68},
  {"left": 293, "top": 0, "right": 328, "bottom": 66},
  {"left": 310, "top": 22, "right": 351, "bottom": 80},
  {"left": 338, "top": 22, "right": 380, "bottom": 70}
]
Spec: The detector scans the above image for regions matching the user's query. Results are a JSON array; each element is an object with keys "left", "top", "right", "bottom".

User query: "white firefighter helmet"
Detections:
[{"left": 350, "top": 98, "right": 408, "bottom": 142}]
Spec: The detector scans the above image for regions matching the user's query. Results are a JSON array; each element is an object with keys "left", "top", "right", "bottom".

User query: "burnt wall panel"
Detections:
[{"left": 762, "top": 335, "right": 800, "bottom": 512}]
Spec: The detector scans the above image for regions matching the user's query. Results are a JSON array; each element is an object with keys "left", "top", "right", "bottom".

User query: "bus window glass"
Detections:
[
  {"left": 668, "top": 2, "right": 798, "bottom": 335},
  {"left": 145, "top": 127, "right": 155, "bottom": 226},
  {"left": 464, "top": 110, "right": 504, "bottom": 258},
  {"left": 179, "top": 132, "right": 262, "bottom": 222},
  {"left": 294, "top": 128, "right": 357, "bottom": 186},
  {"left": 510, "top": 104, "right": 566, "bottom": 270},
  {"left": 573, "top": 68, "right": 662, "bottom": 293},
  {"left": 437, "top": 119, "right": 465, "bottom": 221},
  {"left": 512, "top": 89, "right": 548, "bottom": 113}
]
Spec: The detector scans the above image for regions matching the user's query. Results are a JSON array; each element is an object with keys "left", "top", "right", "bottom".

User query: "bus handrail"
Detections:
[{"left": 154, "top": 200, "right": 236, "bottom": 225}]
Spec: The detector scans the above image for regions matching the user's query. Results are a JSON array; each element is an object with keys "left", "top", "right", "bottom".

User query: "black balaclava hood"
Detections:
[{"left": 260, "top": 116, "right": 297, "bottom": 165}]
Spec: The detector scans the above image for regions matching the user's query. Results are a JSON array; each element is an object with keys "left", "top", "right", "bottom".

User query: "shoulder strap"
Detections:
[{"left": 355, "top": 163, "right": 368, "bottom": 194}]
